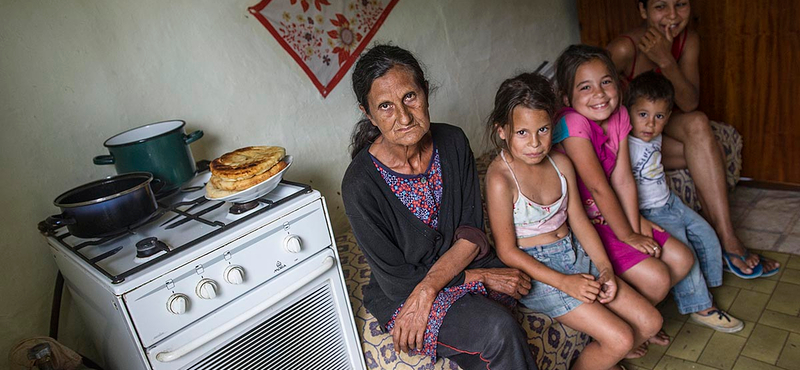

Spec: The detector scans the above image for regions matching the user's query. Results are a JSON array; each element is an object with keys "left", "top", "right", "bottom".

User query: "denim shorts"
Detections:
[{"left": 518, "top": 232, "right": 600, "bottom": 318}]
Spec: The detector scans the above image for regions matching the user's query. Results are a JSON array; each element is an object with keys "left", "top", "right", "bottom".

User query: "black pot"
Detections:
[{"left": 45, "top": 173, "right": 158, "bottom": 238}]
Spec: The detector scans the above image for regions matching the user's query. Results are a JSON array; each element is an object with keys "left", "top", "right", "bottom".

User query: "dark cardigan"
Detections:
[{"left": 342, "top": 123, "right": 504, "bottom": 325}]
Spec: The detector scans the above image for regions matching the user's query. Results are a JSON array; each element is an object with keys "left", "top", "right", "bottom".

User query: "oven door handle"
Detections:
[{"left": 155, "top": 255, "right": 336, "bottom": 363}]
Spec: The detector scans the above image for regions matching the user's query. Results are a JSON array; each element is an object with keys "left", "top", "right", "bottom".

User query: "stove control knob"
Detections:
[
  {"left": 195, "top": 279, "right": 218, "bottom": 300},
  {"left": 283, "top": 235, "right": 302, "bottom": 254},
  {"left": 224, "top": 265, "right": 245, "bottom": 285},
  {"left": 166, "top": 294, "right": 189, "bottom": 315}
]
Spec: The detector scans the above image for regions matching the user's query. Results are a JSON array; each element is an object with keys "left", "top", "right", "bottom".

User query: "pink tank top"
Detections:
[{"left": 499, "top": 151, "right": 568, "bottom": 239}]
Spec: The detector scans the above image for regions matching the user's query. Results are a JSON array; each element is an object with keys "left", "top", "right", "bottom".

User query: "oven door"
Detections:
[{"left": 144, "top": 249, "right": 363, "bottom": 370}]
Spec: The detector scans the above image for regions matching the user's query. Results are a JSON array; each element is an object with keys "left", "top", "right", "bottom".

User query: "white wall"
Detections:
[{"left": 0, "top": 0, "right": 578, "bottom": 367}]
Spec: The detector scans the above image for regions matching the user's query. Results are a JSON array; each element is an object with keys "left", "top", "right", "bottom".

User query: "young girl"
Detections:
[
  {"left": 552, "top": 44, "right": 694, "bottom": 346},
  {"left": 485, "top": 72, "right": 662, "bottom": 370}
]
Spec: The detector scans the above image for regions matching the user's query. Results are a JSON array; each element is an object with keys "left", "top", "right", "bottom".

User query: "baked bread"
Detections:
[
  {"left": 210, "top": 146, "right": 286, "bottom": 181},
  {"left": 205, "top": 181, "right": 237, "bottom": 199},
  {"left": 208, "top": 161, "right": 288, "bottom": 191}
]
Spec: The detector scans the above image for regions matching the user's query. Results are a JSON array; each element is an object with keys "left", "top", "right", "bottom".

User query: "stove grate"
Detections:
[{"left": 42, "top": 180, "right": 312, "bottom": 284}]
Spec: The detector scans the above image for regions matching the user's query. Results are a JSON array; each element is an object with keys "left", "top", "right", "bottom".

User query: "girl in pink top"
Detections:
[
  {"left": 553, "top": 44, "right": 694, "bottom": 353},
  {"left": 485, "top": 72, "right": 662, "bottom": 370}
]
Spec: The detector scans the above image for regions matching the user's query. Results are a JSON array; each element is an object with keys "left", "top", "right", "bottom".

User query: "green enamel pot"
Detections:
[{"left": 93, "top": 120, "right": 203, "bottom": 193}]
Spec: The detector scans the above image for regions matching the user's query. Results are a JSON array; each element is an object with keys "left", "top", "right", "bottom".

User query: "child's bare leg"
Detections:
[
  {"left": 557, "top": 303, "right": 636, "bottom": 370},
  {"left": 658, "top": 236, "right": 693, "bottom": 286},
  {"left": 606, "top": 278, "right": 664, "bottom": 356},
  {"left": 619, "top": 257, "right": 671, "bottom": 304},
  {"left": 619, "top": 258, "right": 672, "bottom": 348}
]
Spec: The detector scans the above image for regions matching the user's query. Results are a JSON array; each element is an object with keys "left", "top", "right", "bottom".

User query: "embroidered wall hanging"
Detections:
[{"left": 249, "top": 0, "right": 400, "bottom": 97}]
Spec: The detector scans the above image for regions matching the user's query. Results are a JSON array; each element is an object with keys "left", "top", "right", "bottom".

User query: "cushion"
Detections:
[{"left": 337, "top": 232, "right": 589, "bottom": 370}]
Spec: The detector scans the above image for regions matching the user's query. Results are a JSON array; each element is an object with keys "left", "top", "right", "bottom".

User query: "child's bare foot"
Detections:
[
  {"left": 647, "top": 329, "right": 670, "bottom": 346},
  {"left": 625, "top": 342, "right": 648, "bottom": 359}
]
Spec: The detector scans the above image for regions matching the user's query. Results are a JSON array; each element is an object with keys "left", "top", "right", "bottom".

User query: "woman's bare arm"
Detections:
[
  {"left": 392, "top": 238, "right": 479, "bottom": 353},
  {"left": 657, "top": 29, "right": 700, "bottom": 111}
]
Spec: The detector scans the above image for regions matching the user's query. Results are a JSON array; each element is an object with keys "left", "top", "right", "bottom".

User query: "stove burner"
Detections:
[
  {"left": 136, "top": 237, "right": 169, "bottom": 258},
  {"left": 229, "top": 200, "right": 260, "bottom": 214}
]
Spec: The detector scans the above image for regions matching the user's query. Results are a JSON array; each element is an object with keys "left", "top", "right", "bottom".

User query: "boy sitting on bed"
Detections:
[{"left": 626, "top": 71, "right": 743, "bottom": 333}]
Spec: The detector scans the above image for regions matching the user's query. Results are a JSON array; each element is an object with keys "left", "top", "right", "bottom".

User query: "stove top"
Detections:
[{"left": 40, "top": 170, "right": 312, "bottom": 284}]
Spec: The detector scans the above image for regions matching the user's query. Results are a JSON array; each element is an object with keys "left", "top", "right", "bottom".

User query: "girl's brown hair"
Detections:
[
  {"left": 486, "top": 72, "right": 557, "bottom": 150},
  {"left": 555, "top": 44, "right": 621, "bottom": 106}
]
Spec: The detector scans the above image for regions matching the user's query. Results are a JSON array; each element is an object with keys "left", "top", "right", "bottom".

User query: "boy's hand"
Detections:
[
  {"left": 559, "top": 274, "right": 601, "bottom": 303},
  {"left": 596, "top": 268, "right": 618, "bottom": 304}
]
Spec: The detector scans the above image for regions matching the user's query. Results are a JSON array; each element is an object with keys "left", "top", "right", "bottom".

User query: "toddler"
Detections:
[{"left": 626, "top": 71, "right": 743, "bottom": 332}]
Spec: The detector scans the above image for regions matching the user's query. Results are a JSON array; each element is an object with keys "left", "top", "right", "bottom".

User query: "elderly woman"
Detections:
[
  {"left": 342, "top": 44, "right": 537, "bottom": 370},
  {"left": 606, "top": 0, "right": 779, "bottom": 278}
]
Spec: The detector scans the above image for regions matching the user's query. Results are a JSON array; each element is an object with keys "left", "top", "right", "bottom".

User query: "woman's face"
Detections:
[
  {"left": 640, "top": 0, "right": 691, "bottom": 38},
  {"left": 362, "top": 66, "right": 430, "bottom": 148},
  {"left": 498, "top": 107, "right": 552, "bottom": 166}
]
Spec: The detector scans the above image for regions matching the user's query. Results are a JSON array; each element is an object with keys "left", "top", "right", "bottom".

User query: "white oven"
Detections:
[{"left": 44, "top": 176, "right": 366, "bottom": 370}]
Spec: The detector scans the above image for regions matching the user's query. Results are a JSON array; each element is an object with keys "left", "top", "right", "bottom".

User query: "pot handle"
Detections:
[
  {"left": 44, "top": 215, "right": 76, "bottom": 228},
  {"left": 184, "top": 130, "right": 204, "bottom": 145},
  {"left": 150, "top": 178, "right": 167, "bottom": 195},
  {"left": 93, "top": 154, "right": 115, "bottom": 165}
]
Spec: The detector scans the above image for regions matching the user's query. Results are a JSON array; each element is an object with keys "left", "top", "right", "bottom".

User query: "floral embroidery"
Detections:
[
  {"left": 373, "top": 148, "right": 443, "bottom": 229},
  {"left": 385, "top": 281, "right": 515, "bottom": 361},
  {"left": 291, "top": 0, "right": 331, "bottom": 12},
  {"left": 327, "top": 13, "right": 363, "bottom": 65},
  {"left": 249, "top": 0, "right": 399, "bottom": 97}
]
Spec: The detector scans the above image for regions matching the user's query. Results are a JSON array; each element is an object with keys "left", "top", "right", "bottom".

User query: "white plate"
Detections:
[{"left": 205, "top": 155, "right": 293, "bottom": 203}]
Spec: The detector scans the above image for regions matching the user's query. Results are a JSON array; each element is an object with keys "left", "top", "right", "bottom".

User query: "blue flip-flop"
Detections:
[
  {"left": 723, "top": 252, "right": 763, "bottom": 279},
  {"left": 758, "top": 254, "right": 781, "bottom": 278}
]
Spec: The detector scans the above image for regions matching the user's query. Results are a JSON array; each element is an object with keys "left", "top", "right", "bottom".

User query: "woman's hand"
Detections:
[
  {"left": 638, "top": 26, "right": 676, "bottom": 69},
  {"left": 639, "top": 216, "right": 665, "bottom": 239},
  {"left": 559, "top": 274, "right": 602, "bottom": 303},
  {"left": 622, "top": 233, "right": 661, "bottom": 258},
  {"left": 596, "top": 267, "right": 618, "bottom": 304},
  {"left": 466, "top": 268, "right": 532, "bottom": 299},
  {"left": 390, "top": 287, "right": 435, "bottom": 353}
]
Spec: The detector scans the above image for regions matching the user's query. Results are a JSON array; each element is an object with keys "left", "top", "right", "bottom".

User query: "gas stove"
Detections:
[
  {"left": 41, "top": 168, "right": 365, "bottom": 370},
  {"left": 42, "top": 170, "right": 311, "bottom": 287}
]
